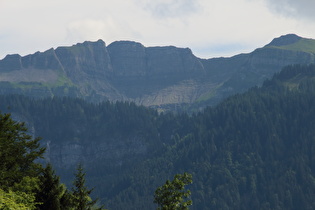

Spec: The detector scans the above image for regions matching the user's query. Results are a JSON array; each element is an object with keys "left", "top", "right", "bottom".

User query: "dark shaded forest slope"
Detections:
[{"left": 0, "top": 64, "right": 315, "bottom": 209}]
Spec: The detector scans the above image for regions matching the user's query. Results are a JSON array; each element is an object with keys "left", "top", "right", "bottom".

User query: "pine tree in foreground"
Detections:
[
  {"left": 0, "top": 112, "right": 45, "bottom": 189},
  {"left": 72, "top": 163, "right": 105, "bottom": 210},
  {"left": 36, "top": 163, "right": 72, "bottom": 210}
]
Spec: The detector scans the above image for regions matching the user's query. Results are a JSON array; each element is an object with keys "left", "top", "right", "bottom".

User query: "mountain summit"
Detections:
[
  {"left": 0, "top": 34, "right": 314, "bottom": 111},
  {"left": 265, "top": 34, "right": 302, "bottom": 47}
]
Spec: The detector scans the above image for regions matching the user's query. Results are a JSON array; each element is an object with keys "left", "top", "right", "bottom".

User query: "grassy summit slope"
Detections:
[{"left": 267, "top": 38, "right": 315, "bottom": 54}]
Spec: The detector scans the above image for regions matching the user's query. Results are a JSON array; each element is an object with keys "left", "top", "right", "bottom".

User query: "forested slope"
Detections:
[
  {"left": 103, "top": 64, "right": 315, "bottom": 209},
  {"left": 0, "top": 64, "right": 315, "bottom": 209}
]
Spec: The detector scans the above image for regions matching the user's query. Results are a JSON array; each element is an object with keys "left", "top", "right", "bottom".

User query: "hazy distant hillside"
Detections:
[
  {"left": 1, "top": 64, "right": 315, "bottom": 209},
  {"left": 0, "top": 34, "right": 314, "bottom": 111}
]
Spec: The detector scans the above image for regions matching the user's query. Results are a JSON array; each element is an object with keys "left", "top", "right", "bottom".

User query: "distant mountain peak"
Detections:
[
  {"left": 266, "top": 34, "right": 302, "bottom": 47},
  {"left": 108, "top": 40, "right": 144, "bottom": 47},
  {"left": 82, "top": 39, "right": 106, "bottom": 46}
]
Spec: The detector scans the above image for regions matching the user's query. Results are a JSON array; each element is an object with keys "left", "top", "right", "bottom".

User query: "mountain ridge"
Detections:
[
  {"left": 0, "top": 34, "right": 314, "bottom": 111},
  {"left": 265, "top": 34, "right": 302, "bottom": 47}
]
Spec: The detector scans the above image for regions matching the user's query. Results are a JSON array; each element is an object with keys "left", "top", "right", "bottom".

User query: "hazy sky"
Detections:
[{"left": 1, "top": 0, "right": 315, "bottom": 59}]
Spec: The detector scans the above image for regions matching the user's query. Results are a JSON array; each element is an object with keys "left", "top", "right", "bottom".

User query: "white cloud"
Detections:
[
  {"left": 66, "top": 19, "right": 107, "bottom": 42},
  {"left": 263, "top": 0, "right": 315, "bottom": 20},
  {"left": 138, "top": 0, "right": 202, "bottom": 18},
  {"left": 0, "top": 0, "right": 315, "bottom": 59}
]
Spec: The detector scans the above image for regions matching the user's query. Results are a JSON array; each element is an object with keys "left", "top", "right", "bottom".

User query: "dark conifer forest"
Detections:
[{"left": 1, "top": 64, "right": 315, "bottom": 209}]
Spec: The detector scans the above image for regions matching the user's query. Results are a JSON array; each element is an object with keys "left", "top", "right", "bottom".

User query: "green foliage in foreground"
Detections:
[
  {"left": 0, "top": 112, "right": 44, "bottom": 209},
  {"left": 154, "top": 173, "right": 192, "bottom": 210},
  {"left": 0, "top": 113, "right": 45, "bottom": 189},
  {"left": 0, "top": 188, "right": 37, "bottom": 210}
]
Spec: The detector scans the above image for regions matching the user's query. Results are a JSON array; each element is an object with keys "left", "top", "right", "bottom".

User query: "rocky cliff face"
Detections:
[
  {"left": 0, "top": 34, "right": 314, "bottom": 110},
  {"left": 108, "top": 41, "right": 147, "bottom": 77},
  {"left": 145, "top": 46, "right": 205, "bottom": 77},
  {"left": 106, "top": 41, "right": 206, "bottom": 105},
  {"left": 0, "top": 39, "right": 207, "bottom": 109},
  {"left": 55, "top": 40, "right": 113, "bottom": 78},
  {"left": 43, "top": 137, "right": 147, "bottom": 168},
  {"left": 107, "top": 41, "right": 205, "bottom": 78}
]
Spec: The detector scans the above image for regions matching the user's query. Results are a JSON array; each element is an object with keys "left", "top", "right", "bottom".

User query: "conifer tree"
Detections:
[
  {"left": 0, "top": 112, "right": 45, "bottom": 189},
  {"left": 71, "top": 163, "right": 100, "bottom": 210},
  {"left": 36, "top": 163, "right": 72, "bottom": 210}
]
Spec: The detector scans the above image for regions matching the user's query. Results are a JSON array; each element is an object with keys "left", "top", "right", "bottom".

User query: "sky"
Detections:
[{"left": 0, "top": 0, "right": 315, "bottom": 59}]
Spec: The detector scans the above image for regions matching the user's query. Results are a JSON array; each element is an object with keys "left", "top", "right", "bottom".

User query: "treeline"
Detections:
[
  {"left": 0, "top": 97, "right": 160, "bottom": 143},
  {"left": 0, "top": 64, "right": 315, "bottom": 209}
]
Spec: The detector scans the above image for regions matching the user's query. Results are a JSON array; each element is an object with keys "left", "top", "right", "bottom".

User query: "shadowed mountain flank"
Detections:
[{"left": 0, "top": 34, "right": 314, "bottom": 111}]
